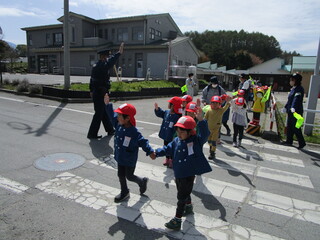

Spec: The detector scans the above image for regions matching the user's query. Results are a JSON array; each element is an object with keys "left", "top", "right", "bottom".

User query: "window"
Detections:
[
  {"left": 89, "top": 55, "right": 95, "bottom": 66},
  {"left": 53, "top": 33, "right": 63, "bottom": 45},
  {"left": 98, "top": 29, "right": 103, "bottom": 38},
  {"left": 117, "top": 28, "right": 128, "bottom": 41},
  {"left": 104, "top": 29, "right": 108, "bottom": 40},
  {"left": 28, "top": 34, "right": 33, "bottom": 46},
  {"left": 132, "top": 27, "right": 144, "bottom": 41},
  {"left": 46, "top": 33, "right": 51, "bottom": 45},
  {"left": 71, "top": 26, "right": 75, "bottom": 42},
  {"left": 111, "top": 29, "right": 115, "bottom": 40},
  {"left": 156, "top": 30, "right": 162, "bottom": 38},
  {"left": 149, "top": 28, "right": 155, "bottom": 40}
]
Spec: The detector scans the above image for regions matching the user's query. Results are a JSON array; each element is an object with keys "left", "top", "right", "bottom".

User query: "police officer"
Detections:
[
  {"left": 283, "top": 73, "right": 306, "bottom": 149},
  {"left": 87, "top": 42, "right": 124, "bottom": 139}
]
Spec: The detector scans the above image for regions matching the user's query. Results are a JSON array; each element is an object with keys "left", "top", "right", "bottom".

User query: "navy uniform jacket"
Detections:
[
  {"left": 156, "top": 120, "right": 212, "bottom": 178},
  {"left": 105, "top": 103, "right": 154, "bottom": 167},
  {"left": 89, "top": 52, "right": 121, "bottom": 92},
  {"left": 285, "top": 85, "right": 304, "bottom": 114},
  {"left": 155, "top": 108, "right": 181, "bottom": 142}
]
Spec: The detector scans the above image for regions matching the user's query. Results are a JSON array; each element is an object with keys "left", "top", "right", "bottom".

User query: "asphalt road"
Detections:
[{"left": 1, "top": 91, "right": 320, "bottom": 240}]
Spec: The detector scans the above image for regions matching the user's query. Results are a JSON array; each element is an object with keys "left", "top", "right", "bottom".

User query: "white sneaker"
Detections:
[{"left": 232, "top": 142, "right": 237, "bottom": 147}]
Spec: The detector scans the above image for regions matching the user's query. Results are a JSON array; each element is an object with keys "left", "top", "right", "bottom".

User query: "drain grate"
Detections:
[{"left": 34, "top": 153, "right": 85, "bottom": 171}]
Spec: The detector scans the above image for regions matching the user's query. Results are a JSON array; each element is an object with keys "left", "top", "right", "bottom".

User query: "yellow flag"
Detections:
[
  {"left": 293, "top": 112, "right": 304, "bottom": 129},
  {"left": 232, "top": 91, "right": 238, "bottom": 96},
  {"left": 261, "top": 86, "right": 271, "bottom": 103},
  {"left": 181, "top": 85, "right": 188, "bottom": 93}
]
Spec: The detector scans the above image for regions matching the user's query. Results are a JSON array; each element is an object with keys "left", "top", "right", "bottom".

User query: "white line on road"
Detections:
[
  {"left": 36, "top": 172, "right": 287, "bottom": 240},
  {"left": 0, "top": 175, "right": 29, "bottom": 194},
  {"left": 90, "top": 159, "right": 320, "bottom": 226}
]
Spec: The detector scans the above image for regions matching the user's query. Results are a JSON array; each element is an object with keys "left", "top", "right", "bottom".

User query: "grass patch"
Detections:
[
  {"left": 56, "top": 80, "right": 180, "bottom": 92},
  {"left": 276, "top": 102, "right": 320, "bottom": 144}
]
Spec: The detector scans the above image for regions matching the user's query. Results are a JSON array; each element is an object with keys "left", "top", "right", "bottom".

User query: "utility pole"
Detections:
[
  {"left": 304, "top": 37, "right": 320, "bottom": 135},
  {"left": 63, "top": 0, "right": 70, "bottom": 90}
]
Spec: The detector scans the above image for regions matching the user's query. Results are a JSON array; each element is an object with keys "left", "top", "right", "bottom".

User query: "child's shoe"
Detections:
[
  {"left": 237, "top": 140, "right": 242, "bottom": 147},
  {"left": 114, "top": 191, "right": 130, "bottom": 203},
  {"left": 163, "top": 157, "right": 170, "bottom": 166},
  {"left": 139, "top": 177, "right": 148, "bottom": 195},
  {"left": 167, "top": 158, "right": 173, "bottom": 168},
  {"left": 232, "top": 142, "right": 237, "bottom": 147},
  {"left": 183, "top": 204, "right": 194, "bottom": 216},
  {"left": 165, "top": 217, "right": 181, "bottom": 230},
  {"left": 208, "top": 151, "right": 215, "bottom": 160}
]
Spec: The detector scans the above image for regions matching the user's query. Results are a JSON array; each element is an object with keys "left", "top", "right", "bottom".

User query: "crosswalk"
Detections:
[{"left": 1, "top": 133, "right": 319, "bottom": 239}]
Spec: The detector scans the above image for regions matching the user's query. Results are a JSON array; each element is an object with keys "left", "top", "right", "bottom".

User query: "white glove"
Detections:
[
  {"left": 291, "top": 108, "right": 295, "bottom": 113},
  {"left": 281, "top": 108, "right": 286, "bottom": 113}
]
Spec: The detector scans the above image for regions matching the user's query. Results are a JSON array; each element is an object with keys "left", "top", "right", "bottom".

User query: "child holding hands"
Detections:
[
  {"left": 154, "top": 96, "right": 183, "bottom": 168},
  {"left": 154, "top": 107, "right": 212, "bottom": 231},
  {"left": 104, "top": 94, "right": 156, "bottom": 203}
]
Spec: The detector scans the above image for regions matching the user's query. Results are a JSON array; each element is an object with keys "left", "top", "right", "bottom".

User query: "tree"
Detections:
[{"left": 16, "top": 44, "right": 27, "bottom": 57}]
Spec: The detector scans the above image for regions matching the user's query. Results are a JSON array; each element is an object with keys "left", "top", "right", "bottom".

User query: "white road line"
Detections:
[
  {"left": 149, "top": 132, "right": 305, "bottom": 167},
  {"left": 90, "top": 159, "right": 320, "bottom": 226},
  {"left": 0, "top": 175, "right": 29, "bottom": 194},
  {"left": 147, "top": 141, "right": 312, "bottom": 188},
  {"left": 0, "top": 96, "right": 161, "bottom": 126},
  {"left": 36, "top": 172, "right": 287, "bottom": 240}
]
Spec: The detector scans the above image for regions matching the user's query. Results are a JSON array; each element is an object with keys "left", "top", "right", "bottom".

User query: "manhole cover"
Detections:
[{"left": 34, "top": 153, "right": 86, "bottom": 171}]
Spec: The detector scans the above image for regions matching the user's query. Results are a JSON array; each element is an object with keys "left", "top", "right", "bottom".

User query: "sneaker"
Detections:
[
  {"left": 217, "top": 139, "right": 221, "bottom": 144},
  {"left": 165, "top": 217, "right": 181, "bottom": 230},
  {"left": 237, "top": 140, "right": 242, "bottom": 147},
  {"left": 183, "top": 204, "right": 194, "bottom": 216},
  {"left": 208, "top": 152, "right": 215, "bottom": 160},
  {"left": 167, "top": 158, "right": 173, "bottom": 168},
  {"left": 163, "top": 158, "right": 169, "bottom": 166},
  {"left": 114, "top": 192, "right": 130, "bottom": 203},
  {"left": 140, "top": 178, "right": 148, "bottom": 195},
  {"left": 232, "top": 142, "right": 237, "bottom": 147}
]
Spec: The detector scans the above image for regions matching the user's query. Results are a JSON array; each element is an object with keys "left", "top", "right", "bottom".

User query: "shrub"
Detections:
[
  {"left": 3, "top": 79, "right": 10, "bottom": 85},
  {"left": 12, "top": 79, "right": 20, "bottom": 86},
  {"left": 16, "top": 79, "right": 30, "bottom": 92},
  {"left": 29, "top": 84, "right": 42, "bottom": 94}
]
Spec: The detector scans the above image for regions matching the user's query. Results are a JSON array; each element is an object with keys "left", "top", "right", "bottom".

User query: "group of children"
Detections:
[{"left": 103, "top": 90, "right": 248, "bottom": 231}]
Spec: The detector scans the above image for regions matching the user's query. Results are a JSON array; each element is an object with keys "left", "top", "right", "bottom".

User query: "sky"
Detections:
[{"left": 0, "top": 0, "right": 319, "bottom": 56}]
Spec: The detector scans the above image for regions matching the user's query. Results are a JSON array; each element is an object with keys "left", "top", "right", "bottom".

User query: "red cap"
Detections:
[
  {"left": 235, "top": 97, "right": 245, "bottom": 106},
  {"left": 185, "top": 101, "right": 198, "bottom": 113},
  {"left": 221, "top": 94, "right": 228, "bottom": 101},
  {"left": 181, "top": 95, "right": 193, "bottom": 103},
  {"left": 210, "top": 95, "right": 222, "bottom": 103},
  {"left": 174, "top": 116, "right": 196, "bottom": 135},
  {"left": 168, "top": 96, "right": 183, "bottom": 114},
  {"left": 238, "top": 89, "right": 245, "bottom": 96},
  {"left": 263, "top": 85, "right": 269, "bottom": 90},
  {"left": 114, "top": 103, "right": 137, "bottom": 126}
]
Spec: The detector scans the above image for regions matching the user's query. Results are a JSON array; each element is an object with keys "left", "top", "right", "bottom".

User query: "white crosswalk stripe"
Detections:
[
  {"left": 0, "top": 175, "right": 29, "bottom": 194},
  {"left": 146, "top": 142, "right": 313, "bottom": 189},
  {"left": 35, "top": 172, "right": 287, "bottom": 240},
  {"left": 90, "top": 159, "right": 320, "bottom": 226}
]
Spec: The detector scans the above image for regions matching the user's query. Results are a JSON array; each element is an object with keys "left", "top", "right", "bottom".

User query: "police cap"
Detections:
[
  {"left": 97, "top": 49, "right": 111, "bottom": 55},
  {"left": 290, "top": 73, "right": 302, "bottom": 82}
]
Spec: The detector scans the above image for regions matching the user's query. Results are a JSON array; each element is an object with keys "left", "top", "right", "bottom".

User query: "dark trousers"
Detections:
[
  {"left": 286, "top": 113, "right": 306, "bottom": 147},
  {"left": 118, "top": 165, "right": 143, "bottom": 194},
  {"left": 233, "top": 123, "right": 244, "bottom": 142},
  {"left": 87, "top": 91, "right": 114, "bottom": 137},
  {"left": 175, "top": 176, "right": 195, "bottom": 218},
  {"left": 164, "top": 140, "right": 172, "bottom": 159}
]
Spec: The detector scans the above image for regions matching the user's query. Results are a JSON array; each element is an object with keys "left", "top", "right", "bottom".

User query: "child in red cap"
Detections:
[
  {"left": 154, "top": 96, "right": 183, "bottom": 168},
  {"left": 231, "top": 97, "right": 247, "bottom": 147},
  {"left": 104, "top": 95, "right": 156, "bottom": 203},
  {"left": 205, "top": 95, "right": 231, "bottom": 160},
  {"left": 181, "top": 94, "right": 193, "bottom": 115},
  {"left": 154, "top": 111, "right": 212, "bottom": 231}
]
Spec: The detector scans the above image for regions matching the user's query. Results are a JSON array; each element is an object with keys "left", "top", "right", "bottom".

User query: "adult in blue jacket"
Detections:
[{"left": 283, "top": 73, "right": 306, "bottom": 149}]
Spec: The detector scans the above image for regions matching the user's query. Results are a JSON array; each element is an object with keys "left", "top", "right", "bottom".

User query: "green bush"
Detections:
[
  {"left": 16, "top": 79, "right": 29, "bottom": 92},
  {"left": 29, "top": 84, "right": 42, "bottom": 94},
  {"left": 11, "top": 79, "right": 20, "bottom": 86}
]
